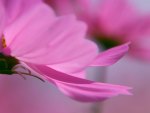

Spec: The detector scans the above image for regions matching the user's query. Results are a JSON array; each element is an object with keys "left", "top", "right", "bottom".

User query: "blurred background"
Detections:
[{"left": 1, "top": 0, "right": 150, "bottom": 113}]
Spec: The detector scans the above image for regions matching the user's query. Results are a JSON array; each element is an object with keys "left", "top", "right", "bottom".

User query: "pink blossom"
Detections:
[
  {"left": 0, "top": 2, "right": 130, "bottom": 102},
  {"left": 45, "top": 0, "right": 150, "bottom": 61}
]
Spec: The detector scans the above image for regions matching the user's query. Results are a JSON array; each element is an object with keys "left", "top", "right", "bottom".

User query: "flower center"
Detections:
[
  {"left": 2, "top": 36, "right": 7, "bottom": 48},
  {"left": 0, "top": 53, "right": 19, "bottom": 74},
  {"left": 94, "top": 35, "right": 121, "bottom": 50},
  {"left": 0, "top": 36, "right": 19, "bottom": 74}
]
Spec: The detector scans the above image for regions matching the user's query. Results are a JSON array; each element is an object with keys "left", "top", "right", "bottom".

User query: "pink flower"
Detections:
[
  {"left": 0, "top": 2, "right": 130, "bottom": 102},
  {"left": 45, "top": 0, "right": 150, "bottom": 61}
]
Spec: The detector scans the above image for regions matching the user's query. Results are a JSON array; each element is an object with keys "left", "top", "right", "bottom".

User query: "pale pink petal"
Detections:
[
  {"left": 4, "top": 3, "right": 55, "bottom": 47},
  {"left": 19, "top": 35, "right": 97, "bottom": 65},
  {"left": 16, "top": 21, "right": 97, "bottom": 66},
  {"left": 91, "top": 43, "right": 129, "bottom": 66},
  {"left": 4, "top": 3, "right": 98, "bottom": 66},
  {"left": 45, "top": 39, "right": 98, "bottom": 75},
  {"left": 26, "top": 63, "right": 131, "bottom": 102}
]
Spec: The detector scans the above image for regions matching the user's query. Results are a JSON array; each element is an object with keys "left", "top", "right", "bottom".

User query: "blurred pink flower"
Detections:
[
  {"left": 0, "top": 2, "right": 130, "bottom": 102},
  {"left": 44, "top": 0, "right": 150, "bottom": 61},
  {"left": 1, "top": 0, "right": 42, "bottom": 25}
]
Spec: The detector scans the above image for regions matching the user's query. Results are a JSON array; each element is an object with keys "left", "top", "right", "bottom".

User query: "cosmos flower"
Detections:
[
  {"left": 44, "top": 0, "right": 150, "bottom": 61},
  {"left": 0, "top": 2, "right": 130, "bottom": 102}
]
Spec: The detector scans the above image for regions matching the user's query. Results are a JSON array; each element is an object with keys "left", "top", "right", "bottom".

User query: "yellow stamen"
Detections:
[{"left": 2, "top": 35, "right": 6, "bottom": 48}]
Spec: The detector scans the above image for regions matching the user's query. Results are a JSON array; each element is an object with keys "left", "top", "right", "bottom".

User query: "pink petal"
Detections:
[
  {"left": 0, "top": 1, "right": 5, "bottom": 52},
  {"left": 46, "top": 39, "right": 98, "bottom": 75},
  {"left": 4, "top": 3, "right": 55, "bottom": 47},
  {"left": 17, "top": 19, "right": 97, "bottom": 66},
  {"left": 4, "top": 3, "right": 98, "bottom": 66},
  {"left": 91, "top": 43, "right": 130, "bottom": 66},
  {"left": 26, "top": 63, "right": 131, "bottom": 102},
  {"left": 0, "top": 1, "right": 5, "bottom": 33}
]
